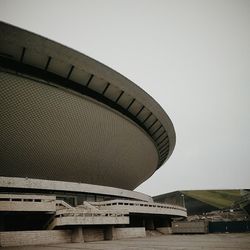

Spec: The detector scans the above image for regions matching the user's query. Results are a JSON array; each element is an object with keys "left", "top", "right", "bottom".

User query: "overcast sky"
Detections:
[{"left": 0, "top": 0, "right": 249, "bottom": 196}]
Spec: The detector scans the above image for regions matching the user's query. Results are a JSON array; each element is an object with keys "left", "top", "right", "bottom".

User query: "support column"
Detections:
[
  {"left": 104, "top": 226, "right": 115, "bottom": 240},
  {"left": 0, "top": 214, "right": 4, "bottom": 231},
  {"left": 71, "top": 226, "right": 84, "bottom": 243},
  {"left": 146, "top": 218, "right": 154, "bottom": 230},
  {"left": 142, "top": 218, "right": 145, "bottom": 228}
]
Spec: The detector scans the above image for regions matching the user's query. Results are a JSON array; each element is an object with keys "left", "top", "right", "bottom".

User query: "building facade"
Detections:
[{"left": 0, "top": 22, "right": 186, "bottom": 246}]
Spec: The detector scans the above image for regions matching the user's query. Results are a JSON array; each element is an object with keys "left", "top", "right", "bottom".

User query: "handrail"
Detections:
[
  {"left": 90, "top": 199, "right": 186, "bottom": 212},
  {"left": 55, "top": 200, "right": 73, "bottom": 209},
  {"left": 54, "top": 209, "right": 128, "bottom": 220},
  {"left": 0, "top": 194, "right": 56, "bottom": 202},
  {"left": 56, "top": 212, "right": 127, "bottom": 218},
  {"left": 56, "top": 207, "right": 128, "bottom": 216}
]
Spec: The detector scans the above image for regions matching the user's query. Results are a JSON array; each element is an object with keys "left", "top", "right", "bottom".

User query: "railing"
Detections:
[
  {"left": 55, "top": 207, "right": 128, "bottom": 218},
  {"left": 0, "top": 194, "right": 57, "bottom": 212},
  {"left": 55, "top": 199, "right": 73, "bottom": 209},
  {"left": 90, "top": 199, "right": 186, "bottom": 212},
  {"left": 0, "top": 194, "right": 56, "bottom": 202},
  {"left": 47, "top": 206, "right": 129, "bottom": 229}
]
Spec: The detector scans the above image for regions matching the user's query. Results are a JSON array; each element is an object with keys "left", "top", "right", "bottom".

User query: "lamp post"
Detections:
[{"left": 181, "top": 194, "right": 185, "bottom": 208}]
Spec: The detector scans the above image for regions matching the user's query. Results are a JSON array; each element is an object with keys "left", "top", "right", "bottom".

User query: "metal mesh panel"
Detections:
[{"left": 0, "top": 72, "right": 158, "bottom": 190}]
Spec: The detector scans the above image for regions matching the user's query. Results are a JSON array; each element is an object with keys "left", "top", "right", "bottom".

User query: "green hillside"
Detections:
[{"left": 182, "top": 190, "right": 242, "bottom": 209}]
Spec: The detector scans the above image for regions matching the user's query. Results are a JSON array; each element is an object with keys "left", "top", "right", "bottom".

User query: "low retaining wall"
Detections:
[
  {"left": 172, "top": 221, "right": 209, "bottom": 234},
  {"left": 0, "top": 230, "right": 72, "bottom": 247},
  {"left": 0, "top": 227, "right": 146, "bottom": 247},
  {"left": 112, "top": 227, "right": 146, "bottom": 240},
  {"left": 156, "top": 227, "right": 172, "bottom": 234}
]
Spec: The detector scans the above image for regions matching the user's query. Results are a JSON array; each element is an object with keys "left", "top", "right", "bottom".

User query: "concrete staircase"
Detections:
[
  {"left": 56, "top": 199, "right": 73, "bottom": 210},
  {"left": 78, "top": 201, "right": 100, "bottom": 212}
]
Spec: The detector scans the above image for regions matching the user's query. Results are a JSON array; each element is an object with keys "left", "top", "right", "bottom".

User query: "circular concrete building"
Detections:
[
  {"left": 0, "top": 22, "right": 185, "bottom": 244},
  {"left": 0, "top": 22, "right": 175, "bottom": 190}
]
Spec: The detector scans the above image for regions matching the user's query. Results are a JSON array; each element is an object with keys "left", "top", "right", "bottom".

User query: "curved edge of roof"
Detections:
[
  {"left": 0, "top": 21, "right": 176, "bottom": 169},
  {"left": 0, "top": 177, "right": 153, "bottom": 202}
]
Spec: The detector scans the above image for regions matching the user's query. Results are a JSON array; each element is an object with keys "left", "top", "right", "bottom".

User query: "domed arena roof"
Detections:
[{"left": 0, "top": 22, "right": 175, "bottom": 190}]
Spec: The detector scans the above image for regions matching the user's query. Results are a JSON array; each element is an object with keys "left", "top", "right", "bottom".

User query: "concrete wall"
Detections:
[
  {"left": 112, "top": 227, "right": 146, "bottom": 240},
  {"left": 0, "top": 177, "right": 152, "bottom": 202},
  {"left": 84, "top": 228, "right": 104, "bottom": 242},
  {"left": 172, "top": 221, "right": 209, "bottom": 234},
  {"left": 0, "top": 230, "right": 72, "bottom": 247},
  {"left": 53, "top": 215, "right": 129, "bottom": 227},
  {"left": 83, "top": 227, "right": 146, "bottom": 242},
  {"left": 0, "top": 201, "right": 56, "bottom": 212},
  {"left": 0, "top": 227, "right": 146, "bottom": 247},
  {"left": 0, "top": 194, "right": 56, "bottom": 212}
]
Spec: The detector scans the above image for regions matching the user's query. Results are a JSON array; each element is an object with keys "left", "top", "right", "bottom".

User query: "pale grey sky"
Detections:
[{"left": 0, "top": 0, "right": 249, "bottom": 196}]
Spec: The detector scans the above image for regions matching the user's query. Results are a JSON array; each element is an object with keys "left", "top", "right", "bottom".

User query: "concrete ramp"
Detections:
[
  {"left": 90, "top": 199, "right": 187, "bottom": 217},
  {"left": 48, "top": 207, "right": 129, "bottom": 229}
]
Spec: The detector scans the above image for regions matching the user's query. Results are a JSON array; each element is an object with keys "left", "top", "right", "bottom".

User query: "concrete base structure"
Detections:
[
  {"left": 0, "top": 230, "right": 72, "bottom": 247},
  {"left": 2, "top": 233, "right": 250, "bottom": 249},
  {"left": 85, "top": 233, "right": 250, "bottom": 250},
  {"left": 0, "top": 177, "right": 186, "bottom": 247},
  {"left": 0, "top": 227, "right": 147, "bottom": 247}
]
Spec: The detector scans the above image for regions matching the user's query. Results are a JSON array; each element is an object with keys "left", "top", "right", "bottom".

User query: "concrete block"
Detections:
[
  {"left": 172, "top": 221, "right": 209, "bottom": 234},
  {"left": 112, "top": 227, "right": 146, "bottom": 240},
  {"left": 0, "top": 230, "right": 72, "bottom": 247},
  {"left": 83, "top": 228, "right": 104, "bottom": 242}
]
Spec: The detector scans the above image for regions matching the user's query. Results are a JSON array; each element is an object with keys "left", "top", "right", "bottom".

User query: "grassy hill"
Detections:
[
  {"left": 182, "top": 190, "right": 242, "bottom": 209},
  {"left": 154, "top": 189, "right": 245, "bottom": 215}
]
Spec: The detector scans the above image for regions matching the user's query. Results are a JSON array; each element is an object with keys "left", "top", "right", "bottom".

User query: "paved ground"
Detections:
[{"left": 5, "top": 233, "right": 250, "bottom": 250}]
